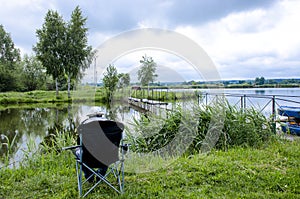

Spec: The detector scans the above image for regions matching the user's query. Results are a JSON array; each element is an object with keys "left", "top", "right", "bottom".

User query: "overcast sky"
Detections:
[{"left": 0, "top": 0, "right": 299, "bottom": 82}]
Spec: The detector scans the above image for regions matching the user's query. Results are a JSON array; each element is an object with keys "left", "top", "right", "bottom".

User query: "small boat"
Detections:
[
  {"left": 278, "top": 106, "right": 300, "bottom": 136},
  {"left": 277, "top": 106, "right": 300, "bottom": 118},
  {"left": 280, "top": 122, "right": 300, "bottom": 136}
]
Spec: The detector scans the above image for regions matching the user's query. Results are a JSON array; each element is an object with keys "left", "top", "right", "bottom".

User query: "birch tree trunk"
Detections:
[
  {"left": 55, "top": 78, "right": 59, "bottom": 97},
  {"left": 67, "top": 75, "right": 71, "bottom": 99}
]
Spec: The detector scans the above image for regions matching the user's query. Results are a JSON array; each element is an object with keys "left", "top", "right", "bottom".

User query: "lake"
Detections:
[
  {"left": 0, "top": 103, "right": 136, "bottom": 167},
  {"left": 197, "top": 87, "right": 300, "bottom": 115},
  {"left": 1, "top": 87, "right": 300, "bottom": 167}
]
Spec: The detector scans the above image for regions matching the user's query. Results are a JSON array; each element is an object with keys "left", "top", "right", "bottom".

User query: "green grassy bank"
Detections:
[
  {"left": 0, "top": 138, "right": 299, "bottom": 199},
  {"left": 0, "top": 88, "right": 196, "bottom": 106},
  {"left": 0, "top": 87, "right": 107, "bottom": 105}
]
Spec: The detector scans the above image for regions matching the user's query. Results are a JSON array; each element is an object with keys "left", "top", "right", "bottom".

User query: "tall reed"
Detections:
[
  {"left": 0, "top": 134, "right": 18, "bottom": 166},
  {"left": 126, "top": 99, "right": 273, "bottom": 155},
  {"left": 40, "top": 122, "right": 77, "bottom": 153}
]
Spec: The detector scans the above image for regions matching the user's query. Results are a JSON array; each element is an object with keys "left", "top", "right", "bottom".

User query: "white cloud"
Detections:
[
  {"left": 89, "top": 32, "right": 112, "bottom": 49},
  {"left": 0, "top": 0, "right": 57, "bottom": 55},
  {"left": 175, "top": 0, "right": 300, "bottom": 79},
  {"left": 1, "top": 0, "right": 299, "bottom": 81},
  {"left": 89, "top": 49, "right": 202, "bottom": 84}
]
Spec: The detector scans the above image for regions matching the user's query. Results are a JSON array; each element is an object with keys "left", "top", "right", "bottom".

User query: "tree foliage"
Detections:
[
  {"left": 21, "top": 54, "right": 47, "bottom": 91},
  {"left": 102, "top": 64, "right": 119, "bottom": 101},
  {"left": 63, "top": 6, "right": 92, "bottom": 97},
  {"left": 255, "top": 77, "right": 265, "bottom": 85},
  {"left": 118, "top": 73, "right": 130, "bottom": 88},
  {"left": 34, "top": 10, "right": 65, "bottom": 95},
  {"left": 0, "top": 25, "right": 20, "bottom": 66},
  {"left": 138, "top": 55, "right": 157, "bottom": 86},
  {"left": 0, "top": 25, "right": 21, "bottom": 92},
  {"left": 34, "top": 6, "right": 92, "bottom": 97},
  {"left": 0, "top": 63, "right": 20, "bottom": 92}
]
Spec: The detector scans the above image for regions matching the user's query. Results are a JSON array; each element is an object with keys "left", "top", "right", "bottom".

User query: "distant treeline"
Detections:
[
  {"left": 186, "top": 77, "right": 298, "bottom": 84},
  {"left": 130, "top": 83, "right": 299, "bottom": 91},
  {"left": 189, "top": 83, "right": 300, "bottom": 89},
  {"left": 175, "top": 77, "right": 300, "bottom": 88},
  {"left": 130, "top": 77, "right": 300, "bottom": 89}
]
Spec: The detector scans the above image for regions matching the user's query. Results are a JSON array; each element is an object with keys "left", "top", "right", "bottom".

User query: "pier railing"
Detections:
[
  {"left": 127, "top": 90, "right": 300, "bottom": 117},
  {"left": 126, "top": 87, "right": 300, "bottom": 134},
  {"left": 198, "top": 92, "right": 300, "bottom": 133},
  {"left": 199, "top": 92, "right": 300, "bottom": 114}
]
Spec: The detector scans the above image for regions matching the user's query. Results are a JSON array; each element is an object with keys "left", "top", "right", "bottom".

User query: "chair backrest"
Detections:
[{"left": 77, "top": 118, "right": 124, "bottom": 167}]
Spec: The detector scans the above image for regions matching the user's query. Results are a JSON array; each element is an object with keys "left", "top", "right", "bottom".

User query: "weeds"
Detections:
[
  {"left": 0, "top": 133, "right": 19, "bottom": 166},
  {"left": 40, "top": 123, "right": 77, "bottom": 153},
  {"left": 130, "top": 89, "right": 198, "bottom": 101},
  {"left": 126, "top": 107, "right": 184, "bottom": 153},
  {"left": 127, "top": 99, "right": 273, "bottom": 155}
]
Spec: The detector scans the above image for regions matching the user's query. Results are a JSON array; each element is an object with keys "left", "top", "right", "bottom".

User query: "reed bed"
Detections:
[{"left": 126, "top": 99, "right": 274, "bottom": 155}]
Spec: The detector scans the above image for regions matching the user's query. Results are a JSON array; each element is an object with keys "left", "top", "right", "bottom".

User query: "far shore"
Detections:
[{"left": 0, "top": 85, "right": 299, "bottom": 106}]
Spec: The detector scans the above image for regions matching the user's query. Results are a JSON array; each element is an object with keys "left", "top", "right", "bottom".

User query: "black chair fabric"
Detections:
[{"left": 78, "top": 119, "right": 124, "bottom": 168}]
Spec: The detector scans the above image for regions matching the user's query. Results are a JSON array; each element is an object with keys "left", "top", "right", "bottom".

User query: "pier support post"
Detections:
[{"left": 272, "top": 96, "right": 276, "bottom": 134}]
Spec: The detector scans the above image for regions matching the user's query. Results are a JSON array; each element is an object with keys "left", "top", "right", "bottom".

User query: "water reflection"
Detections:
[
  {"left": 255, "top": 90, "right": 266, "bottom": 95},
  {"left": 0, "top": 105, "right": 76, "bottom": 165},
  {"left": 0, "top": 102, "right": 134, "bottom": 166}
]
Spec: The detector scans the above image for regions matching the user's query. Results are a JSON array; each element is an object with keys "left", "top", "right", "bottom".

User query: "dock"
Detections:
[{"left": 128, "top": 97, "right": 169, "bottom": 113}]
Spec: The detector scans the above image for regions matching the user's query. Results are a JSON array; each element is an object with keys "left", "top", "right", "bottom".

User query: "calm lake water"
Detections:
[
  {"left": 1, "top": 87, "right": 300, "bottom": 167},
  {"left": 197, "top": 87, "right": 300, "bottom": 115},
  {"left": 0, "top": 103, "right": 135, "bottom": 167}
]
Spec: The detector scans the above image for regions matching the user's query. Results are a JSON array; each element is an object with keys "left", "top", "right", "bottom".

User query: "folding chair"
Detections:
[{"left": 63, "top": 117, "right": 127, "bottom": 197}]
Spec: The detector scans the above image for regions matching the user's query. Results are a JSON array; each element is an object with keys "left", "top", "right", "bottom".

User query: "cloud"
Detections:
[
  {"left": 86, "top": 48, "right": 204, "bottom": 84},
  {"left": 0, "top": 0, "right": 57, "bottom": 54},
  {"left": 165, "top": 0, "right": 275, "bottom": 27},
  {"left": 1, "top": 0, "right": 299, "bottom": 81},
  {"left": 175, "top": 0, "right": 300, "bottom": 79},
  {"left": 77, "top": 0, "right": 276, "bottom": 34}
]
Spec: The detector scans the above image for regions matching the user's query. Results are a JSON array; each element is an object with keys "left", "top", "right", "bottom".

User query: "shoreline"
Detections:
[{"left": 0, "top": 86, "right": 299, "bottom": 105}]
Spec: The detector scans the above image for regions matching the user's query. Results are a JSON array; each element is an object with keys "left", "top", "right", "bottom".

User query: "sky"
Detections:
[{"left": 0, "top": 0, "right": 299, "bottom": 83}]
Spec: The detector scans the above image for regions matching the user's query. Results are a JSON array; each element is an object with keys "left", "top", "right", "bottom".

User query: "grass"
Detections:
[
  {"left": 126, "top": 100, "right": 274, "bottom": 154},
  {"left": 130, "top": 89, "right": 198, "bottom": 101},
  {"left": 0, "top": 87, "right": 108, "bottom": 105},
  {"left": 0, "top": 87, "right": 133, "bottom": 106},
  {"left": 0, "top": 138, "right": 299, "bottom": 198}
]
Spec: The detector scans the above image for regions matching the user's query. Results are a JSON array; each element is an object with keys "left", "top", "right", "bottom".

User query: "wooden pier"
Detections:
[{"left": 128, "top": 97, "right": 169, "bottom": 113}]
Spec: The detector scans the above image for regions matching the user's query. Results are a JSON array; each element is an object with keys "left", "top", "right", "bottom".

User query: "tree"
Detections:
[
  {"left": 0, "top": 25, "right": 20, "bottom": 66},
  {"left": 21, "top": 54, "right": 47, "bottom": 91},
  {"left": 138, "top": 55, "right": 157, "bottom": 94},
  {"left": 102, "top": 64, "right": 119, "bottom": 102},
  {"left": 63, "top": 6, "right": 92, "bottom": 98},
  {"left": 0, "top": 25, "right": 21, "bottom": 92},
  {"left": 34, "top": 6, "right": 92, "bottom": 97},
  {"left": 0, "top": 63, "right": 19, "bottom": 92},
  {"left": 34, "top": 10, "right": 66, "bottom": 96},
  {"left": 118, "top": 73, "right": 130, "bottom": 88},
  {"left": 255, "top": 77, "right": 265, "bottom": 85}
]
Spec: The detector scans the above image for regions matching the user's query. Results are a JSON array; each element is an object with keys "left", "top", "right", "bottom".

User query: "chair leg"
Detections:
[
  {"left": 76, "top": 161, "right": 82, "bottom": 197},
  {"left": 121, "top": 160, "right": 125, "bottom": 192},
  {"left": 74, "top": 154, "right": 126, "bottom": 196}
]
